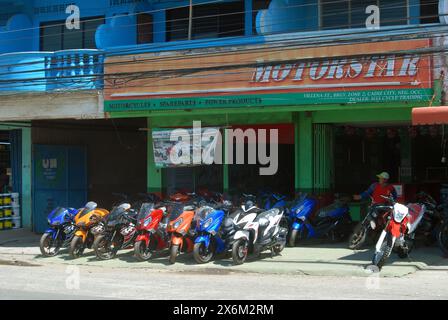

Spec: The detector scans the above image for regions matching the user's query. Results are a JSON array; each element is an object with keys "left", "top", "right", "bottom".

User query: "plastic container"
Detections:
[
  {"left": 4, "top": 208, "right": 12, "bottom": 218},
  {"left": 0, "top": 221, "right": 4, "bottom": 230},
  {"left": 0, "top": 208, "right": 3, "bottom": 219},
  {"left": 3, "top": 219, "right": 12, "bottom": 229},
  {"left": 3, "top": 195, "right": 12, "bottom": 206}
]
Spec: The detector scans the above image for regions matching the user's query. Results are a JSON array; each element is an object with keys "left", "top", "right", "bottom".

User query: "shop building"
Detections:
[{"left": 0, "top": 0, "right": 446, "bottom": 231}]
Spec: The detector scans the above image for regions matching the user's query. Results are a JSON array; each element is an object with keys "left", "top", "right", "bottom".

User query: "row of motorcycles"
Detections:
[
  {"left": 40, "top": 191, "right": 290, "bottom": 265},
  {"left": 39, "top": 189, "right": 448, "bottom": 269}
]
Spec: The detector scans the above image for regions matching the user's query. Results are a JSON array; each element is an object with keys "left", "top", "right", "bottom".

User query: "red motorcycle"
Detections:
[{"left": 134, "top": 202, "right": 170, "bottom": 261}]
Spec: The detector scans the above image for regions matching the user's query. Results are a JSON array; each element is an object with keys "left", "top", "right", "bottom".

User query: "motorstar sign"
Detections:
[
  {"left": 252, "top": 56, "right": 421, "bottom": 84},
  {"left": 104, "top": 39, "right": 433, "bottom": 112}
]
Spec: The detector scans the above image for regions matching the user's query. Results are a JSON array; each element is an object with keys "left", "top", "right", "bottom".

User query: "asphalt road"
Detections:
[{"left": 0, "top": 263, "right": 447, "bottom": 300}]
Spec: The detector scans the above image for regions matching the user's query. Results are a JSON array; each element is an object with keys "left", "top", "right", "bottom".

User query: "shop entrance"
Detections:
[
  {"left": 334, "top": 125, "right": 402, "bottom": 195},
  {"left": 32, "top": 118, "right": 148, "bottom": 232},
  {"left": 334, "top": 124, "right": 448, "bottom": 204},
  {"left": 0, "top": 130, "right": 22, "bottom": 231},
  {"left": 228, "top": 124, "right": 295, "bottom": 198}
]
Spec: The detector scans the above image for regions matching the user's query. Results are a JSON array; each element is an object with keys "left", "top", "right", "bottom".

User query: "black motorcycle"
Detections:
[
  {"left": 92, "top": 203, "right": 138, "bottom": 260},
  {"left": 348, "top": 203, "right": 392, "bottom": 250}
]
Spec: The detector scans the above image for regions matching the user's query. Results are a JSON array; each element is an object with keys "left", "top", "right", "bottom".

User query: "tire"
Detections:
[
  {"left": 69, "top": 235, "right": 84, "bottom": 259},
  {"left": 398, "top": 239, "right": 415, "bottom": 259},
  {"left": 438, "top": 221, "right": 448, "bottom": 257},
  {"left": 348, "top": 223, "right": 368, "bottom": 250},
  {"left": 232, "top": 239, "right": 248, "bottom": 265},
  {"left": 39, "top": 233, "right": 61, "bottom": 257},
  {"left": 288, "top": 229, "right": 298, "bottom": 247},
  {"left": 193, "top": 242, "right": 215, "bottom": 264},
  {"left": 169, "top": 244, "right": 179, "bottom": 264},
  {"left": 93, "top": 234, "right": 117, "bottom": 260},
  {"left": 134, "top": 240, "right": 153, "bottom": 261},
  {"left": 372, "top": 234, "right": 393, "bottom": 270},
  {"left": 272, "top": 243, "right": 285, "bottom": 255}
]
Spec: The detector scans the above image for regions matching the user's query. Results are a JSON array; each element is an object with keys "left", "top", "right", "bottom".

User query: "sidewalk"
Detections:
[{"left": 1, "top": 229, "right": 447, "bottom": 277}]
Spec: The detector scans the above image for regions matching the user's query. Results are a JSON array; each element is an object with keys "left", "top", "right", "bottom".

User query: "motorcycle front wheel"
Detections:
[
  {"left": 169, "top": 244, "right": 179, "bottom": 264},
  {"left": 69, "top": 235, "right": 85, "bottom": 259},
  {"left": 372, "top": 234, "right": 393, "bottom": 270},
  {"left": 438, "top": 221, "right": 448, "bottom": 257},
  {"left": 134, "top": 240, "right": 153, "bottom": 261},
  {"left": 93, "top": 234, "right": 119, "bottom": 260},
  {"left": 348, "top": 222, "right": 368, "bottom": 250},
  {"left": 193, "top": 242, "right": 215, "bottom": 264},
  {"left": 288, "top": 229, "right": 299, "bottom": 247},
  {"left": 232, "top": 239, "right": 249, "bottom": 265},
  {"left": 39, "top": 233, "right": 62, "bottom": 257}
]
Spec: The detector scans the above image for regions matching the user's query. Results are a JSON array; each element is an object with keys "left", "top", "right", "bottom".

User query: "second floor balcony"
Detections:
[{"left": 0, "top": 49, "right": 104, "bottom": 94}]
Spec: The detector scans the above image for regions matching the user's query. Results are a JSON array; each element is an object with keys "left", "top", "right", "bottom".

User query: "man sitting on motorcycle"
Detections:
[{"left": 353, "top": 172, "right": 397, "bottom": 204}]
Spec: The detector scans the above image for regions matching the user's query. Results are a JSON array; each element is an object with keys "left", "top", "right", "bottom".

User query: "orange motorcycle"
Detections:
[
  {"left": 69, "top": 201, "right": 109, "bottom": 259},
  {"left": 166, "top": 193, "right": 197, "bottom": 264}
]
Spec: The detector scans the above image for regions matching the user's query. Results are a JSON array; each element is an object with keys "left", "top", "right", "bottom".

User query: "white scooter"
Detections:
[{"left": 231, "top": 198, "right": 287, "bottom": 265}]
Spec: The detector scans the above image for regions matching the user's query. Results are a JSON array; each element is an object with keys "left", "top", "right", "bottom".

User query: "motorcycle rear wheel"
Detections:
[
  {"left": 169, "top": 244, "right": 179, "bottom": 264},
  {"left": 348, "top": 223, "right": 367, "bottom": 250},
  {"left": 134, "top": 240, "right": 153, "bottom": 261},
  {"left": 232, "top": 239, "right": 248, "bottom": 265},
  {"left": 39, "top": 232, "right": 61, "bottom": 257},
  {"left": 93, "top": 234, "right": 118, "bottom": 260},
  {"left": 193, "top": 242, "right": 215, "bottom": 264},
  {"left": 69, "top": 235, "right": 84, "bottom": 259}
]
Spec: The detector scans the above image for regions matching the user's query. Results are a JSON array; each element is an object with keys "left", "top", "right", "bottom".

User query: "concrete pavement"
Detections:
[{"left": 1, "top": 229, "right": 448, "bottom": 278}]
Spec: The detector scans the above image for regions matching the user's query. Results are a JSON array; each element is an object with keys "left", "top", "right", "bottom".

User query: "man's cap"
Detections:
[{"left": 377, "top": 172, "right": 390, "bottom": 180}]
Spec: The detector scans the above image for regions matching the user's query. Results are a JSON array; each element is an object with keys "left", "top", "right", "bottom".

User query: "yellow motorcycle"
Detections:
[{"left": 69, "top": 202, "right": 109, "bottom": 259}]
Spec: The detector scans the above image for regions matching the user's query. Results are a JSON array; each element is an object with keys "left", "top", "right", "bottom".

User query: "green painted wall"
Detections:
[{"left": 147, "top": 121, "right": 162, "bottom": 195}]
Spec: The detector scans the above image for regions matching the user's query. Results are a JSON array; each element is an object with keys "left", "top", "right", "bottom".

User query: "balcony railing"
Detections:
[{"left": 0, "top": 49, "right": 104, "bottom": 94}]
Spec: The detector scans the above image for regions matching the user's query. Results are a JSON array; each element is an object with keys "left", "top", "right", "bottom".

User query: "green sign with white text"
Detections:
[{"left": 105, "top": 89, "right": 433, "bottom": 113}]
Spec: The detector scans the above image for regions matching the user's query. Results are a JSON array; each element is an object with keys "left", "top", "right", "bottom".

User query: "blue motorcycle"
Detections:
[
  {"left": 193, "top": 200, "right": 234, "bottom": 264},
  {"left": 288, "top": 194, "right": 353, "bottom": 247},
  {"left": 260, "top": 192, "right": 288, "bottom": 210},
  {"left": 39, "top": 207, "right": 79, "bottom": 256}
]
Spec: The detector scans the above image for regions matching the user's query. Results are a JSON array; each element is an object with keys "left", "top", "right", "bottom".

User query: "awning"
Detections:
[{"left": 412, "top": 107, "right": 448, "bottom": 125}]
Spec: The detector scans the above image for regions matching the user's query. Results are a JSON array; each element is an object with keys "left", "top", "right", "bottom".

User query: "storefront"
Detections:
[
  {"left": 104, "top": 38, "right": 441, "bottom": 218},
  {"left": 0, "top": 123, "right": 31, "bottom": 231}
]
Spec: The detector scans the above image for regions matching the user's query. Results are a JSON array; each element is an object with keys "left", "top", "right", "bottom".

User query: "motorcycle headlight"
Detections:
[
  {"left": 143, "top": 217, "right": 152, "bottom": 227},
  {"left": 50, "top": 221, "right": 61, "bottom": 226},
  {"left": 173, "top": 218, "right": 183, "bottom": 229},
  {"left": 202, "top": 218, "right": 213, "bottom": 229}
]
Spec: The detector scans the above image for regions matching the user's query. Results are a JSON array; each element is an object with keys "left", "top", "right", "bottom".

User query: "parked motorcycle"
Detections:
[
  {"left": 231, "top": 200, "right": 287, "bottom": 265},
  {"left": 288, "top": 195, "right": 353, "bottom": 246},
  {"left": 92, "top": 203, "right": 138, "bottom": 260},
  {"left": 348, "top": 201, "right": 392, "bottom": 250},
  {"left": 69, "top": 201, "right": 109, "bottom": 259},
  {"left": 372, "top": 195, "right": 426, "bottom": 270},
  {"left": 258, "top": 191, "right": 288, "bottom": 210},
  {"left": 134, "top": 202, "right": 170, "bottom": 261},
  {"left": 166, "top": 192, "right": 197, "bottom": 264},
  {"left": 414, "top": 192, "right": 444, "bottom": 245},
  {"left": 193, "top": 199, "right": 233, "bottom": 264},
  {"left": 39, "top": 207, "right": 79, "bottom": 257}
]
